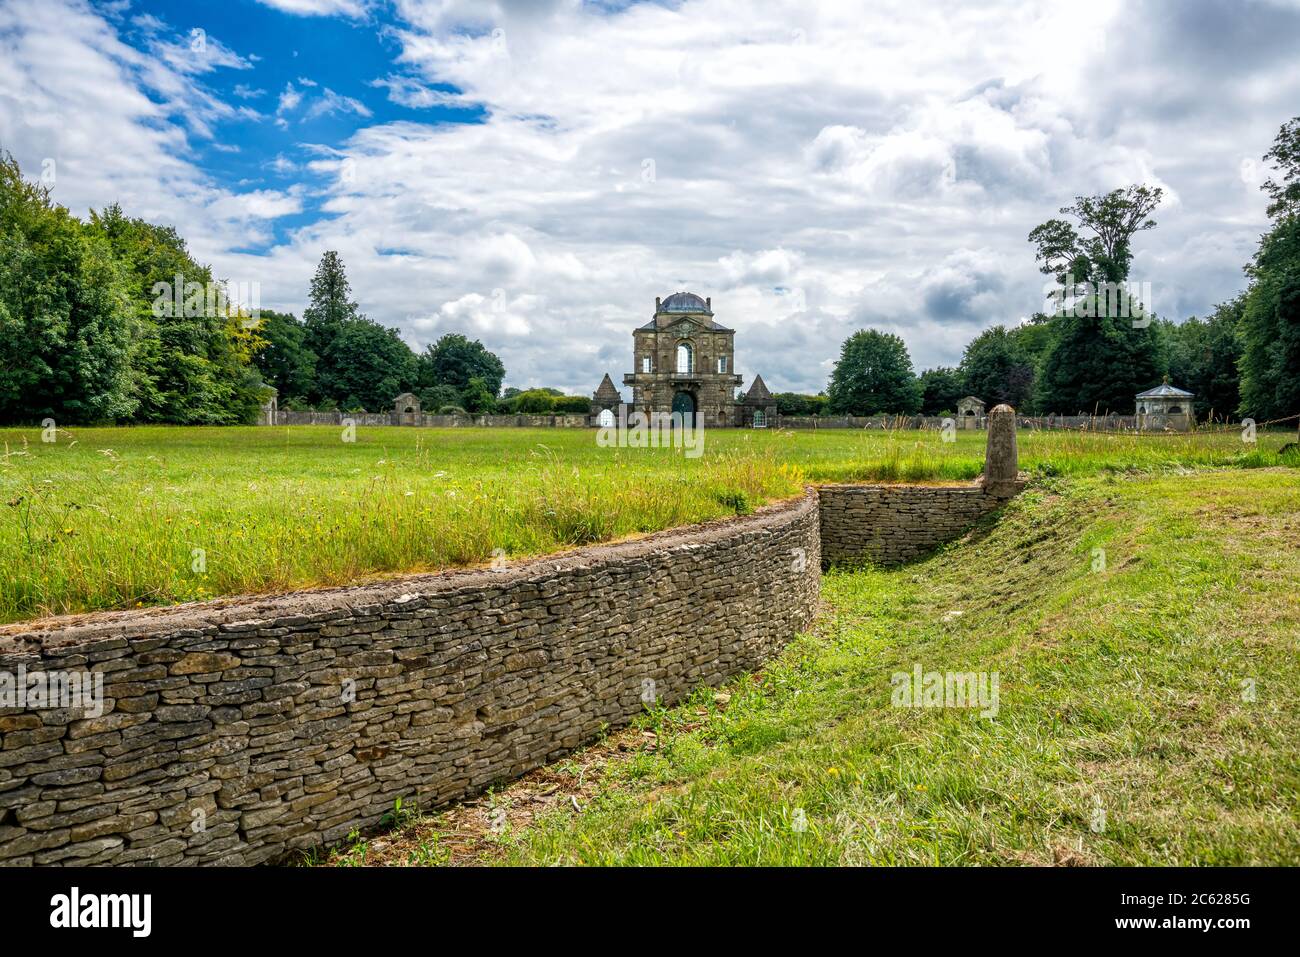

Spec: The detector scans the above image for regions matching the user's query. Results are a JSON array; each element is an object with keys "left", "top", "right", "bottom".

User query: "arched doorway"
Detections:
[
  {"left": 597, "top": 408, "right": 615, "bottom": 427},
  {"left": 671, "top": 391, "right": 696, "bottom": 427}
]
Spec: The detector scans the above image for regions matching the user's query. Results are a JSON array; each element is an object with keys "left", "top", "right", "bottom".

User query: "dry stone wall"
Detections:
[
  {"left": 817, "top": 483, "right": 1007, "bottom": 566},
  {"left": 0, "top": 492, "right": 820, "bottom": 866}
]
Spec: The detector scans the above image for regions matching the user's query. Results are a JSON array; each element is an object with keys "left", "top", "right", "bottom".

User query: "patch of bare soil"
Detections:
[{"left": 359, "top": 724, "right": 666, "bottom": 866}]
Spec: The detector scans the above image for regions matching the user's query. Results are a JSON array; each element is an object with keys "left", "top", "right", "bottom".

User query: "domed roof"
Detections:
[{"left": 659, "top": 292, "right": 711, "bottom": 314}]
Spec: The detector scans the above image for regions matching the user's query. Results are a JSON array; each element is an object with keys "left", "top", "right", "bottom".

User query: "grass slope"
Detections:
[{"left": 345, "top": 468, "right": 1300, "bottom": 866}]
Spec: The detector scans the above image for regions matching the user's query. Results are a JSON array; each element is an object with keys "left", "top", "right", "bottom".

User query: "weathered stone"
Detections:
[
  {"left": 170, "top": 653, "right": 241, "bottom": 675},
  {"left": 0, "top": 474, "right": 1022, "bottom": 867}
]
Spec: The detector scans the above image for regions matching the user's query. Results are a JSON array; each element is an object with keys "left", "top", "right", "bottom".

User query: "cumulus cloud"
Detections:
[
  {"left": 0, "top": 0, "right": 301, "bottom": 265},
  {"left": 4, "top": 0, "right": 1299, "bottom": 395},
  {"left": 255, "top": 0, "right": 372, "bottom": 18}
]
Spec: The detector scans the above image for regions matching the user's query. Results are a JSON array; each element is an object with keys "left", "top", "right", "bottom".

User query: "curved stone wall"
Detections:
[
  {"left": 818, "top": 482, "right": 1007, "bottom": 566},
  {"left": 0, "top": 491, "right": 820, "bottom": 866}
]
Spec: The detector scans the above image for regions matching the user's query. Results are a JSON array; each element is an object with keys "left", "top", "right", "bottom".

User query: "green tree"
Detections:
[
  {"left": 501, "top": 388, "right": 559, "bottom": 413},
  {"left": 459, "top": 376, "right": 497, "bottom": 413},
  {"left": 90, "top": 203, "right": 263, "bottom": 424},
  {"left": 917, "top": 367, "right": 965, "bottom": 415},
  {"left": 417, "top": 383, "right": 461, "bottom": 411},
  {"left": 1161, "top": 299, "right": 1242, "bottom": 420},
  {"left": 959, "top": 327, "right": 1036, "bottom": 411},
  {"left": 1028, "top": 184, "right": 1167, "bottom": 414},
  {"left": 253, "top": 310, "right": 316, "bottom": 402},
  {"left": 0, "top": 156, "right": 136, "bottom": 423},
  {"left": 302, "top": 251, "right": 362, "bottom": 402},
  {"left": 1029, "top": 185, "right": 1163, "bottom": 289},
  {"left": 1261, "top": 116, "right": 1300, "bottom": 221},
  {"left": 1239, "top": 116, "right": 1300, "bottom": 420},
  {"left": 1035, "top": 309, "right": 1166, "bottom": 414},
  {"left": 317, "top": 320, "right": 417, "bottom": 412},
  {"left": 552, "top": 394, "right": 593, "bottom": 414},
  {"left": 826, "top": 329, "right": 922, "bottom": 415},
  {"left": 418, "top": 333, "right": 506, "bottom": 399},
  {"left": 773, "top": 392, "right": 829, "bottom": 416},
  {"left": 1238, "top": 218, "right": 1300, "bottom": 419}
]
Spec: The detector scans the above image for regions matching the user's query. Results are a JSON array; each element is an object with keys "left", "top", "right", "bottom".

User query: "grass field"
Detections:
[
  {"left": 1, "top": 423, "right": 1296, "bottom": 624},
  {"left": 333, "top": 468, "right": 1300, "bottom": 866}
]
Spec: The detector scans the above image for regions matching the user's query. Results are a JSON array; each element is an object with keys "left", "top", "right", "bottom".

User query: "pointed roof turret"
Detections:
[
  {"left": 593, "top": 373, "right": 621, "bottom": 404},
  {"left": 743, "top": 374, "right": 772, "bottom": 405}
]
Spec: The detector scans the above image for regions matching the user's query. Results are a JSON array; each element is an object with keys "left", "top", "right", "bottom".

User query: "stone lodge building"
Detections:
[{"left": 596, "top": 292, "right": 775, "bottom": 427}]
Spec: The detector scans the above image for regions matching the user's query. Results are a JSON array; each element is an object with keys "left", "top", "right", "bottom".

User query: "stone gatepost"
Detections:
[{"left": 981, "top": 403, "right": 1019, "bottom": 498}]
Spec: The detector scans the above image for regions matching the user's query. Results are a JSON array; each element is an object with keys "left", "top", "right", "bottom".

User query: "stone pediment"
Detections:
[{"left": 666, "top": 316, "right": 704, "bottom": 335}]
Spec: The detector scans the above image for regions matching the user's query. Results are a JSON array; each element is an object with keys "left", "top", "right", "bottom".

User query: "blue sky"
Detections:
[
  {"left": 3, "top": 0, "right": 1299, "bottom": 395},
  {"left": 108, "top": 0, "right": 486, "bottom": 251}
]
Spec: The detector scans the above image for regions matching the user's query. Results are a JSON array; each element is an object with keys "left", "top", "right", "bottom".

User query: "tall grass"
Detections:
[{"left": 1, "top": 424, "right": 1294, "bottom": 624}]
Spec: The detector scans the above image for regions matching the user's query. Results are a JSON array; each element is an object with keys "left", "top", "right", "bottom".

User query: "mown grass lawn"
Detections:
[
  {"left": 0, "top": 423, "right": 1294, "bottom": 624},
  {"left": 345, "top": 468, "right": 1300, "bottom": 866}
]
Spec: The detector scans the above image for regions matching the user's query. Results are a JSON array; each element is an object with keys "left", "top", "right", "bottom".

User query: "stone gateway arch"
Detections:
[{"left": 593, "top": 291, "right": 776, "bottom": 428}]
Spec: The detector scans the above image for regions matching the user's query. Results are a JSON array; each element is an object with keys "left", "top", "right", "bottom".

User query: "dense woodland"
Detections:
[{"left": 1, "top": 114, "right": 1297, "bottom": 426}]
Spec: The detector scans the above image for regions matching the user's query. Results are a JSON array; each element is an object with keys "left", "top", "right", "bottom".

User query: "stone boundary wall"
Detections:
[
  {"left": 267, "top": 411, "right": 1192, "bottom": 432},
  {"left": 817, "top": 483, "right": 1008, "bottom": 566},
  {"left": 274, "top": 410, "right": 590, "bottom": 428},
  {"left": 0, "top": 493, "right": 820, "bottom": 866}
]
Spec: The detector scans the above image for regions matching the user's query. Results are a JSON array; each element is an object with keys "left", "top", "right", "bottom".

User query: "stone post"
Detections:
[{"left": 982, "top": 403, "right": 1019, "bottom": 498}]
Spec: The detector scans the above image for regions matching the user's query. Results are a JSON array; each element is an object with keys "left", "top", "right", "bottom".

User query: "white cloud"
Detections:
[
  {"left": 255, "top": 0, "right": 371, "bottom": 18},
  {"left": 0, "top": 0, "right": 300, "bottom": 268},
  {"left": 369, "top": 75, "right": 467, "bottom": 109},
  {"left": 303, "top": 88, "right": 372, "bottom": 120},
  {"left": 4, "top": 0, "right": 1298, "bottom": 396},
  {"left": 277, "top": 81, "right": 305, "bottom": 114}
]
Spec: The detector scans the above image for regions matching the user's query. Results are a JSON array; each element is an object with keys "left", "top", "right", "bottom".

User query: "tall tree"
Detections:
[
  {"left": 826, "top": 329, "right": 922, "bottom": 415},
  {"left": 1239, "top": 116, "right": 1300, "bottom": 420},
  {"left": 958, "top": 327, "right": 1036, "bottom": 411},
  {"left": 317, "top": 320, "right": 418, "bottom": 412},
  {"left": 302, "top": 251, "right": 361, "bottom": 402},
  {"left": 1030, "top": 185, "right": 1163, "bottom": 289},
  {"left": 1161, "top": 299, "right": 1242, "bottom": 420},
  {"left": 0, "top": 155, "right": 137, "bottom": 423},
  {"left": 418, "top": 333, "right": 506, "bottom": 399},
  {"left": 253, "top": 310, "right": 316, "bottom": 402},
  {"left": 1029, "top": 184, "right": 1167, "bottom": 413},
  {"left": 917, "top": 367, "right": 964, "bottom": 415}
]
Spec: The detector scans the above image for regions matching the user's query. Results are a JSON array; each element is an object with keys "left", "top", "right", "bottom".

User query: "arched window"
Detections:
[
  {"left": 676, "top": 342, "right": 693, "bottom": 374},
  {"left": 1168, "top": 405, "right": 1182, "bottom": 414},
  {"left": 598, "top": 408, "right": 614, "bottom": 427},
  {"left": 753, "top": 409, "right": 766, "bottom": 428}
]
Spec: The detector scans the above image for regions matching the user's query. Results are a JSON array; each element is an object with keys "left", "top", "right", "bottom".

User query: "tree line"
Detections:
[
  {"left": 0, "top": 150, "right": 525, "bottom": 424},
  {"left": 5, "top": 114, "right": 1297, "bottom": 426},
  {"left": 259, "top": 250, "right": 509, "bottom": 414},
  {"left": 819, "top": 115, "right": 1300, "bottom": 422}
]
